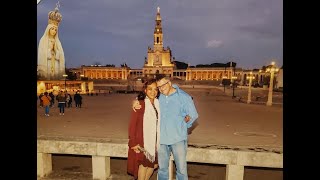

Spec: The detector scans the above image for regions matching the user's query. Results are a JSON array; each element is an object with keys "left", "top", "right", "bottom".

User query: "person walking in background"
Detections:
[
  {"left": 56, "top": 91, "right": 67, "bottom": 115},
  {"left": 74, "top": 92, "right": 81, "bottom": 108},
  {"left": 67, "top": 93, "right": 72, "bottom": 108},
  {"left": 41, "top": 92, "right": 52, "bottom": 117},
  {"left": 127, "top": 79, "right": 160, "bottom": 180},
  {"left": 133, "top": 75, "right": 198, "bottom": 180},
  {"left": 49, "top": 91, "right": 55, "bottom": 107},
  {"left": 78, "top": 93, "right": 83, "bottom": 108},
  {"left": 39, "top": 93, "right": 44, "bottom": 107}
]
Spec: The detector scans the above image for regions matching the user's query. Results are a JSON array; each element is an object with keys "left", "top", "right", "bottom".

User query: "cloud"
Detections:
[
  {"left": 206, "top": 40, "right": 223, "bottom": 48},
  {"left": 237, "top": 25, "right": 282, "bottom": 39}
]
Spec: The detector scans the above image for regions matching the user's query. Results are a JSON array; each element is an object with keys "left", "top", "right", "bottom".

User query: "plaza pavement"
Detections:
[
  {"left": 37, "top": 86, "right": 283, "bottom": 179},
  {"left": 38, "top": 86, "right": 282, "bottom": 151}
]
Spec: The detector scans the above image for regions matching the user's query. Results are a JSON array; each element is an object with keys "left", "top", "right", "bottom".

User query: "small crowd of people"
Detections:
[{"left": 38, "top": 91, "right": 83, "bottom": 117}]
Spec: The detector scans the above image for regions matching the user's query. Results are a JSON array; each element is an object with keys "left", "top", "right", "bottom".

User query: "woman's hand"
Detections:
[{"left": 131, "top": 144, "right": 141, "bottom": 153}]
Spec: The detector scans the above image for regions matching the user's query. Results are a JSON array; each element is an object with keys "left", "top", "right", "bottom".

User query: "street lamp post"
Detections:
[
  {"left": 246, "top": 72, "right": 255, "bottom": 104},
  {"left": 231, "top": 62, "right": 237, "bottom": 98},
  {"left": 222, "top": 76, "right": 227, "bottom": 93},
  {"left": 259, "top": 69, "right": 263, "bottom": 86},
  {"left": 223, "top": 63, "right": 227, "bottom": 92},
  {"left": 231, "top": 76, "right": 237, "bottom": 98},
  {"left": 266, "top": 61, "right": 279, "bottom": 106},
  {"left": 63, "top": 74, "right": 68, "bottom": 91}
]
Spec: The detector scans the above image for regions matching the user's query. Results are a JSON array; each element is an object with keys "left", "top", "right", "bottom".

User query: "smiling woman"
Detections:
[{"left": 127, "top": 78, "right": 160, "bottom": 180}]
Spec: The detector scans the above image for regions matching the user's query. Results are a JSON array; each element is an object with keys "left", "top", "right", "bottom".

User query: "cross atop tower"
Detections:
[{"left": 157, "top": 7, "right": 160, "bottom": 13}]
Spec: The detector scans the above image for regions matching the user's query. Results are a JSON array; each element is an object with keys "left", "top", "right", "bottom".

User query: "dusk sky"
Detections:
[{"left": 37, "top": 0, "right": 283, "bottom": 69}]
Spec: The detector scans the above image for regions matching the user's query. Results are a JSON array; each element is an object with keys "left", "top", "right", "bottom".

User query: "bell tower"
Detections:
[
  {"left": 154, "top": 7, "right": 163, "bottom": 51},
  {"left": 143, "top": 7, "right": 174, "bottom": 78}
]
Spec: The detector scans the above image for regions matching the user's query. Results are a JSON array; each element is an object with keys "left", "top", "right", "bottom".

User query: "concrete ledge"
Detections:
[
  {"left": 37, "top": 140, "right": 98, "bottom": 155},
  {"left": 37, "top": 139, "right": 282, "bottom": 168},
  {"left": 97, "top": 143, "right": 128, "bottom": 157},
  {"left": 187, "top": 148, "right": 238, "bottom": 165},
  {"left": 37, "top": 138, "right": 283, "bottom": 180},
  {"left": 237, "top": 151, "right": 283, "bottom": 168}
]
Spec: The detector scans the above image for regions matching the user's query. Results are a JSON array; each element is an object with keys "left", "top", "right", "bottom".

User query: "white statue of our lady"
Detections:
[{"left": 37, "top": 3, "right": 65, "bottom": 80}]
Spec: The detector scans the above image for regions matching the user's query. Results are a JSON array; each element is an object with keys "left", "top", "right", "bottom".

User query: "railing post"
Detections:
[
  {"left": 37, "top": 152, "right": 52, "bottom": 177},
  {"left": 226, "top": 164, "right": 244, "bottom": 180},
  {"left": 92, "top": 156, "right": 111, "bottom": 180}
]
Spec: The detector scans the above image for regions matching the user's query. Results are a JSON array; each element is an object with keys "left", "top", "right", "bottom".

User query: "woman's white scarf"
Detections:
[{"left": 143, "top": 97, "right": 160, "bottom": 163}]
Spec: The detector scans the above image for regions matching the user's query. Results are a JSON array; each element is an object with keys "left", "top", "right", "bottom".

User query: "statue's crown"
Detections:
[{"left": 48, "top": 4, "right": 62, "bottom": 26}]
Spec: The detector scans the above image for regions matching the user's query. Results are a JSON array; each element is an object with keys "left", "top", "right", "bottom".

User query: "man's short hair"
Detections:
[{"left": 155, "top": 74, "right": 169, "bottom": 82}]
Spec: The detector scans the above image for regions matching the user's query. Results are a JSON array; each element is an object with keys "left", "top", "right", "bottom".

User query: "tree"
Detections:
[
  {"left": 93, "top": 62, "right": 102, "bottom": 66},
  {"left": 65, "top": 68, "right": 77, "bottom": 80},
  {"left": 173, "top": 61, "right": 188, "bottom": 69},
  {"left": 226, "top": 62, "right": 237, "bottom": 67},
  {"left": 105, "top": 64, "right": 115, "bottom": 67},
  {"left": 120, "top": 63, "right": 128, "bottom": 67}
]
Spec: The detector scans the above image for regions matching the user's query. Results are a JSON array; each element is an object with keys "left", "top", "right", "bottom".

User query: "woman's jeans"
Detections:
[
  {"left": 158, "top": 140, "right": 188, "bottom": 180},
  {"left": 58, "top": 102, "right": 65, "bottom": 113},
  {"left": 44, "top": 105, "right": 49, "bottom": 115}
]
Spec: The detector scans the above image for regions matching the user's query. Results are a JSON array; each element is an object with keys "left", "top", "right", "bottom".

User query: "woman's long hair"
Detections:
[{"left": 137, "top": 78, "right": 159, "bottom": 100}]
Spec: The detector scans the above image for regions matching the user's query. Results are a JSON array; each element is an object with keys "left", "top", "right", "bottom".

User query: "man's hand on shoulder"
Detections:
[
  {"left": 184, "top": 115, "right": 191, "bottom": 123},
  {"left": 132, "top": 99, "right": 141, "bottom": 112}
]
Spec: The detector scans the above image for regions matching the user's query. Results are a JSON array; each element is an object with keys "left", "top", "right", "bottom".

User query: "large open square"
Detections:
[{"left": 37, "top": 86, "right": 282, "bottom": 179}]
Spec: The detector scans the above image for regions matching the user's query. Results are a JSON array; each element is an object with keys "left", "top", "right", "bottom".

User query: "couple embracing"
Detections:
[{"left": 127, "top": 75, "right": 199, "bottom": 180}]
